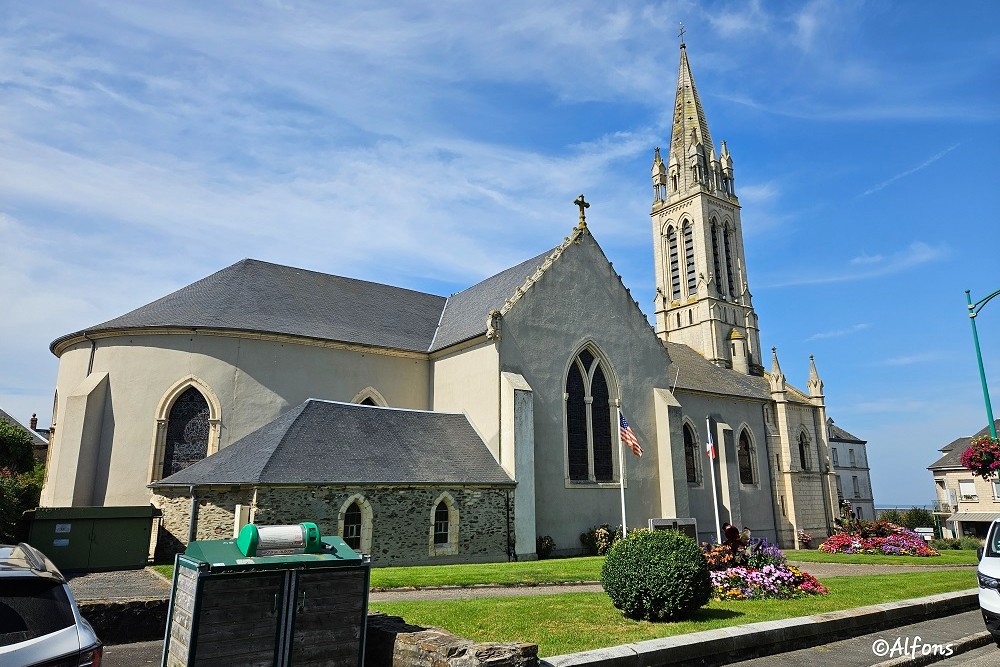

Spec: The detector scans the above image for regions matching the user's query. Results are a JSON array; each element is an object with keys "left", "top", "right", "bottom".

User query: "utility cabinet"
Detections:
[
  {"left": 163, "top": 523, "right": 371, "bottom": 667},
  {"left": 25, "top": 505, "right": 158, "bottom": 570}
]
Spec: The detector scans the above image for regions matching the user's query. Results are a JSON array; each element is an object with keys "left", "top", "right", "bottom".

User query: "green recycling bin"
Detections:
[{"left": 162, "top": 522, "right": 371, "bottom": 667}]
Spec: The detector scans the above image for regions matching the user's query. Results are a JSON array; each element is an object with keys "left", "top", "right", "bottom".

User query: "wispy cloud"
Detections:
[
  {"left": 807, "top": 323, "right": 870, "bottom": 341},
  {"left": 875, "top": 352, "right": 944, "bottom": 367},
  {"left": 762, "top": 242, "right": 948, "bottom": 288},
  {"left": 862, "top": 144, "right": 961, "bottom": 196}
]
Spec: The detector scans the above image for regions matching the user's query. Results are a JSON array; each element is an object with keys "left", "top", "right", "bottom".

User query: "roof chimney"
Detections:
[{"left": 30, "top": 414, "right": 38, "bottom": 429}]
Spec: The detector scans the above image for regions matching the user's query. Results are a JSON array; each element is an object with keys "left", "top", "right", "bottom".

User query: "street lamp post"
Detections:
[{"left": 966, "top": 288, "right": 1000, "bottom": 439}]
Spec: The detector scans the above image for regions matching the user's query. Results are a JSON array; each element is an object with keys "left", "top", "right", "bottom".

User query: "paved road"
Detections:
[{"left": 735, "top": 609, "right": 986, "bottom": 667}]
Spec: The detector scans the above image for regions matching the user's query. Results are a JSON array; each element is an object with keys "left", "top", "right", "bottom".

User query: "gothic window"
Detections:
[
  {"left": 737, "top": 429, "right": 755, "bottom": 485},
  {"left": 565, "top": 348, "right": 616, "bottom": 483},
  {"left": 798, "top": 432, "right": 811, "bottom": 471},
  {"left": 667, "top": 227, "right": 681, "bottom": 300},
  {"left": 429, "top": 493, "right": 459, "bottom": 556},
  {"left": 162, "top": 387, "right": 210, "bottom": 478},
  {"left": 711, "top": 222, "right": 723, "bottom": 295},
  {"left": 684, "top": 423, "right": 700, "bottom": 484},
  {"left": 343, "top": 502, "right": 362, "bottom": 549},
  {"left": 724, "top": 227, "right": 737, "bottom": 297},
  {"left": 360, "top": 397, "right": 377, "bottom": 406},
  {"left": 683, "top": 221, "right": 696, "bottom": 294},
  {"left": 434, "top": 502, "right": 450, "bottom": 544}
]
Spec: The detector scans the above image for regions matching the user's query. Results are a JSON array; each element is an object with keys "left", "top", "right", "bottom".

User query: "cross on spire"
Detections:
[
  {"left": 573, "top": 194, "right": 590, "bottom": 229},
  {"left": 678, "top": 22, "right": 686, "bottom": 47}
]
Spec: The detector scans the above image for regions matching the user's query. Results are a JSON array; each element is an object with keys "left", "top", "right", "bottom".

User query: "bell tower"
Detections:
[{"left": 651, "top": 39, "right": 761, "bottom": 373}]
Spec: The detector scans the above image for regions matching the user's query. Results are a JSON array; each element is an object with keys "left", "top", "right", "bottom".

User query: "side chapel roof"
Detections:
[{"left": 151, "top": 399, "right": 515, "bottom": 487}]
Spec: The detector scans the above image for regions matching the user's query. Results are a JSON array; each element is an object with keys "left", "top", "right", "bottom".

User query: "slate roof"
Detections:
[
  {"left": 928, "top": 420, "right": 1000, "bottom": 471},
  {"left": 431, "top": 248, "right": 554, "bottom": 351},
  {"left": 665, "top": 343, "right": 771, "bottom": 401},
  {"left": 151, "top": 399, "right": 515, "bottom": 487},
  {"left": 827, "top": 419, "right": 865, "bottom": 444},
  {"left": 52, "top": 247, "right": 563, "bottom": 355},
  {"left": 52, "top": 260, "right": 448, "bottom": 354},
  {"left": 0, "top": 408, "right": 48, "bottom": 447}
]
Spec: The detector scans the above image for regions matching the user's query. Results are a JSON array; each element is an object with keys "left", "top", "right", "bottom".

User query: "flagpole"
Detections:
[
  {"left": 617, "top": 405, "right": 628, "bottom": 538},
  {"left": 707, "top": 416, "right": 722, "bottom": 544}
]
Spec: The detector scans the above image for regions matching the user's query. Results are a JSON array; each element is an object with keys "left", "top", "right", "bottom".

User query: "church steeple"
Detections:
[{"left": 651, "top": 41, "right": 760, "bottom": 373}]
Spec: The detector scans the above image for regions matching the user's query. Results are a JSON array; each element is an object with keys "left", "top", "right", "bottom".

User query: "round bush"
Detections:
[{"left": 601, "top": 529, "right": 711, "bottom": 621}]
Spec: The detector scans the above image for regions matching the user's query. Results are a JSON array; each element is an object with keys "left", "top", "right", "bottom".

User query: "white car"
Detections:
[
  {"left": 0, "top": 543, "right": 102, "bottom": 666},
  {"left": 978, "top": 519, "right": 1000, "bottom": 646}
]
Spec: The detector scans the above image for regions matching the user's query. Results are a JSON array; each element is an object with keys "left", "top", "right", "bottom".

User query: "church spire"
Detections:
[{"left": 807, "top": 355, "right": 824, "bottom": 398}]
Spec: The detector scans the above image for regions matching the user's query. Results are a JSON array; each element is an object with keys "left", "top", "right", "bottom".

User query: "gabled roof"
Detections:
[
  {"left": 150, "top": 399, "right": 515, "bottom": 487},
  {"left": 0, "top": 408, "right": 48, "bottom": 447},
  {"left": 431, "top": 248, "right": 555, "bottom": 351},
  {"left": 928, "top": 420, "right": 1000, "bottom": 471}
]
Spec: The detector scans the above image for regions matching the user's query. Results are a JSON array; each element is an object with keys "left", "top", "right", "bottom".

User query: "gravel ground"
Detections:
[{"left": 67, "top": 568, "right": 172, "bottom": 600}]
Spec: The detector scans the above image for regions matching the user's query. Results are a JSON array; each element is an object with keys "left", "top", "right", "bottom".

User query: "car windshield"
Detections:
[
  {"left": 989, "top": 522, "right": 1000, "bottom": 558},
  {"left": 0, "top": 579, "right": 75, "bottom": 647}
]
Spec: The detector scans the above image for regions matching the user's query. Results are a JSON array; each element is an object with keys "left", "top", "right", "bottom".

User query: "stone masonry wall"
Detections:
[
  {"left": 152, "top": 484, "right": 514, "bottom": 566},
  {"left": 256, "top": 485, "right": 514, "bottom": 566},
  {"left": 152, "top": 487, "right": 254, "bottom": 560}
]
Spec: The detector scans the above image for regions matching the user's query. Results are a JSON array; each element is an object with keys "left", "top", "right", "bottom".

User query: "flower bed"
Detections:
[
  {"left": 820, "top": 521, "right": 938, "bottom": 557},
  {"left": 704, "top": 539, "right": 828, "bottom": 601}
]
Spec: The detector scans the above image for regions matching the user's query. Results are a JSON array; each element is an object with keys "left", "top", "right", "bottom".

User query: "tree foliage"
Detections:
[{"left": 0, "top": 420, "right": 35, "bottom": 474}]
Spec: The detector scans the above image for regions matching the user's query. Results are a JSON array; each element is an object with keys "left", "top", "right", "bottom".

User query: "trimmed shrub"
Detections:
[
  {"left": 536, "top": 535, "right": 555, "bottom": 559},
  {"left": 601, "top": 529, "right": 711, "bottom": 621}
]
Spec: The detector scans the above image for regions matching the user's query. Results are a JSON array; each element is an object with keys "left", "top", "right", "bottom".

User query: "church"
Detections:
[{"left": 40, "top": 43, "right": 842, "bottom": 565}]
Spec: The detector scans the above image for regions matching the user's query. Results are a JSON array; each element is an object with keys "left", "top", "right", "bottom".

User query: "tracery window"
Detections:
[
  {"left": 684, "top": 423, "right": 700, "bottom": 484},
  {"left": 737, "top": 429, "right": 755, "bottom": 484},
  {"left": 667, "top": 227, "right": 681, "bottom": 300},
  {"left": 566, "top": 348, "right": 616, "bottom": 483},
  {"left": 429, "top": 493, "right": 459, "bottom": 556},
  {"left": 162, "top": 387, "right": 210, "bottom": 478},
  {"left": 683, "top": 221, "right": 696, "bottom": 294}
]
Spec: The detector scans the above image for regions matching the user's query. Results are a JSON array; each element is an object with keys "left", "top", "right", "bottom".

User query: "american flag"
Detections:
[{"left": 619, "top": 412, "right": 643, "bottom": 457}]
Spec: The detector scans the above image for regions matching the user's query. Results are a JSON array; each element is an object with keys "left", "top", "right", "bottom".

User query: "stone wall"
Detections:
[
  {"left": 152, "top": 484, "right": 514, "bottom": 566},
  {"left": 256, "top": 485, "right": 514, "bottom": 566}
]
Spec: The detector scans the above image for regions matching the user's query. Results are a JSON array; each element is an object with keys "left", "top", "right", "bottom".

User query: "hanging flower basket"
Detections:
[{"left": 960, "top": 435, "right": 1000, "bottom": 480}]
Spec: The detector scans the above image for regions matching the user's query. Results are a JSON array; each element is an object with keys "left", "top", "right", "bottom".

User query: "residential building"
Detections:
[{"left": 928, "top": 420, "right": 1000, "bottom": 538}]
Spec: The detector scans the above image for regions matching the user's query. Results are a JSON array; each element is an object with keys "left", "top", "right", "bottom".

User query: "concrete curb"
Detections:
[
  {"left": 871, "top": 630, "right": 995, "bottom": 667},
  {"left": 541, "top": 589, "right": 980, "bottom": 667}
]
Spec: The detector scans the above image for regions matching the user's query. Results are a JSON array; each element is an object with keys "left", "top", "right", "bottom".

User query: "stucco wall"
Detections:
[
  {"left": 496, "top": 232, "right": 681, "bottom": 551},
  {"left": 432, "top": 342, "right": 500, "bottom": 459},
  {"left": 154, "top": 485, "right": 513, "bottom": 567},
  {"left": 46, "top": 334, "right": 431, "bottom": 507},
  {"left": 672, "top": 390, "right": 777, "bottom": 544}
]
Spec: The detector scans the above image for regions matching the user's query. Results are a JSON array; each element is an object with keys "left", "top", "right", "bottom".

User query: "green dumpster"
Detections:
[
  {"left": 25, "top": 505, "right": 158, "bottom": 570},
  {"left": 163, "top": 522, "right": 371, "bottom": 667}
]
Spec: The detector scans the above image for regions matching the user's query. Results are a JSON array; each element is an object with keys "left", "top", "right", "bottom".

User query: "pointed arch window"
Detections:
[
  {"left": 429, "top": 493, "right": 459, "bottom": 556},
  {"left": 667, "top": 226, "right": 681, "bottom": 300},
  {"left": 737, "top": 430, "right": 756, "bottom": 485},
  {"left": 684, "top": 423, "right": 701, "bottom": 484},
  {"left": 338, "top": 494, "right": 373, "bottom": 553},
  {"left": 360, "top": 397, "right": 377, "bottom": 406},
  {"left": 711, "top": 221, "right": 723, "bottom": 295},
  {"left": 162, "top": 387, "right": 210, "bottom": 478},
  {"left": 683, "top": 221, "right": 696, "bottom": 294},
  {"left": 565, "top": 348, "right": 616, "bottom": 483},
  {"left": 799, "top": 432, "right": 812, "bottom": 471},
  {"left": 724, "top": 227, "right": 737, "bottom": 297}
]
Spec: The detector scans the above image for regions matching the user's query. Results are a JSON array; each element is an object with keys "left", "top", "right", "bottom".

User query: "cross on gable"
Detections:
[{"left": 574, "top": 194, "right": 590, "bottom": 229}]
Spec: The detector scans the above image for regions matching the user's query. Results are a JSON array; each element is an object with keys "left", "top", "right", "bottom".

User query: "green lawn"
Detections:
[
  {"left": 369, "top": 570, "right": 977, "bottom": 657},
  {"left": 785, "top": 549, "right": 979, "bottom": 566},
  {"left": 150, "top": 549, "right": 977, "bottom": 588}
]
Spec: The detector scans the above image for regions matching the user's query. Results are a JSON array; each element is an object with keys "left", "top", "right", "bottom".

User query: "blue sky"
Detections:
[{"left": 1, "top": 1, "right": 998, "bottom": 506}]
